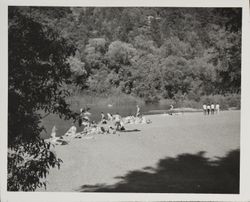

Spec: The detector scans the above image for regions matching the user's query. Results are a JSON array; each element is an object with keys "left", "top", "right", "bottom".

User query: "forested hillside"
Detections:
[{"left": 12, "top": 7, "right": 242, "bottom": 104}]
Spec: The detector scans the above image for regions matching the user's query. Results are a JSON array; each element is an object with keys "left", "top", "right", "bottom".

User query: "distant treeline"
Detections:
[{"left": 15, "top": 7, "right": 242, "bottom": 103}]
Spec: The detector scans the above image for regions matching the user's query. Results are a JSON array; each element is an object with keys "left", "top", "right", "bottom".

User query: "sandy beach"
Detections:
[{"left": 39, "top": 110, "right": 240, "bottom": 192}]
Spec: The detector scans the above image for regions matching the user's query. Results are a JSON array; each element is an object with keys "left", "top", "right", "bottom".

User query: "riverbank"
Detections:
[
  {"left": 39, "top": 91, "right": 240, "bottom": 139},
  {"left": 67, "top": 92, "right": 241, "bottom": 111},
  {"left": 38, "top": 110, "right": 240, "bottom": 192}
]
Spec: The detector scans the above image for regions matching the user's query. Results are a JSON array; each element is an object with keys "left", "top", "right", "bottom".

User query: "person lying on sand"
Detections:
[
  {"left": 65, "top": 124, "right": 77, "bottom": 137},
  {"left": 123, "top": 115, "right": 151, "bottom": 124},
  {"left": 81, "top": 124, "right": 116, "bottom": 136},
  {"left": 123, "top": 116, "right": 132, "bottom": 124},
  {"left": 45, "top": 125, "right": 70, "bottom": 146}
]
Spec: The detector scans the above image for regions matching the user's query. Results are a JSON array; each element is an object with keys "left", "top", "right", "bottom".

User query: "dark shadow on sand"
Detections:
[
  {"left": 119, "top": 129, "right": 141, "bottom": 132},
  {"left": 77, "top": 149, "right": 240, "bottom": 193}
]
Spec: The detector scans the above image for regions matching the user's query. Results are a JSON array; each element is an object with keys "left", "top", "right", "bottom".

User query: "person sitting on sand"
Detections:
[
  {"left": 108, "top": 126, "right": 116, "bottom": 134},
  {"left": 141, "top": 116, "right": 147, "bottom": 124},
  {"left": 123, "top": 116, "right": 132, "bottom": 124},
  {"left": 82, "top": 107, "right": 91, "bottom": 126},
  {"left": 101, "top": 112, "right": 107, "bottom": 124},
  {"left": 79, "top": 107, "right": 91, "bottom": 127},
  {"left": 146, "top": 118, "right": 152, "bottom": 124},
  {"left": 83, "top": 107, "right": 91, "bottom": 118},
  {"left": 114, "top": 113, "right": 125, "bottom": 131},
  {"left": 114, "top": 113, "right": 121, "bottom": 130},
  {"left": 120, "top": 119, "right": 125, "bottom": 131},
  {"left": 107, "top": 113, "right": 113, "bottom": 121},
  {"left": 81, "top": 113, "right": 90, "bottom": 128}
]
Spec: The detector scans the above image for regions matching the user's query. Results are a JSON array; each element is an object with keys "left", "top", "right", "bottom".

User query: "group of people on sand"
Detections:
[
  {"left": 202, "top": 103, "right": 220, "bottom": 115},
  {"left": 78, "top": 104, "right": 149, "bottom": 132},
  {"left": 99, "top": 105, "right": 143, "bottom": 130},
  {"left": 100, "top": 112, "right": 125, "bottom": 131},
  {"left": 47, "top": 105, "right": 151, "bottom": 146}
]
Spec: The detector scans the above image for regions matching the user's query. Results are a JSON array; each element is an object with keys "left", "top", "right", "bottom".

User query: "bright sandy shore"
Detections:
[{"left": 38, "top": 110, "right": 240, "bottom": 192}]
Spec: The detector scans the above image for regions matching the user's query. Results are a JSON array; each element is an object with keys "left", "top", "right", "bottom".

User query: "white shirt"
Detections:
[
  {"left": 207, "top": 105, "right": 211, "bottom": 109},
  {"left": 114, "top": 114, "right": 121, "bottom": 122},
  {"left": 203, "top": 105, "right": 207, "bottom": 110},
  {"left": 107, "top": 113, "right": 113, "bottom": 120},
  {"left": 211, "top": 104, "right": 215, "bottom": 109},
  {"left": 101, "top": 113, "right": 105, "bottom": 119}
]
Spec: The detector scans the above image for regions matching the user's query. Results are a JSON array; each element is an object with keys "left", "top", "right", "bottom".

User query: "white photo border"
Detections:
[{"left": 1, "top": 0, "right": 250, "bottom": 202}]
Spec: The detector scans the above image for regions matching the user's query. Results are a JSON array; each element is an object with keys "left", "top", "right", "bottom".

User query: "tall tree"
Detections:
[{"left": 8, "top": 7, "right": 77, "bottom": 191}]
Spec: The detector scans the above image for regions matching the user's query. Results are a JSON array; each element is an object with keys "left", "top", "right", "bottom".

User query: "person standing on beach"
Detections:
[
  {"left": 207, "top": 104, "right": 211, "bottom": 115},
  {"left": 136, "top": 105, "right": 141, "bottom": 117},
  {"left": 78, "top": 108, "right": 84, "bottom": 127},
  {"left": 215, "top": 103, "right": 220, "bottom": 114},
  {"left": 203, "top": 104, "right": 207, "bottom": 115},
  {"left": 211, "top": 103, "right": 215, "bottom": 115},
  {"left": 169, "top": 104, "right": 174, "bottom": 115},
  {"left": 170, "top": 104, "right": 174, "bottom": 110}
]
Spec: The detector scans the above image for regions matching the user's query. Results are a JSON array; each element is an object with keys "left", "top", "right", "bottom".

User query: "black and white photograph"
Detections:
[{"left": 1, "top": 0, "right": 250, "bottom": 201}]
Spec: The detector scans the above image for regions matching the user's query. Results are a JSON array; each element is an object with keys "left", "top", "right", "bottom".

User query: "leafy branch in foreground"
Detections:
[{"left": 8, "top": 7, "right": 77, "bottom": 191}]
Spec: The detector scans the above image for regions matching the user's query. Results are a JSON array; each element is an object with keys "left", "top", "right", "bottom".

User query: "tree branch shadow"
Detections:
[{"left": 77, "top": 149, "right": 240, "bottom": 193}]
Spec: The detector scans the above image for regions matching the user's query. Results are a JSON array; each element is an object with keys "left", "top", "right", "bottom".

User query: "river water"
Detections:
[{"left": 86, "top": 103, "right": 171, "bottom": 121}]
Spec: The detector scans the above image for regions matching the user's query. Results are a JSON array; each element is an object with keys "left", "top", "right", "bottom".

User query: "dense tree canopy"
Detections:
[{"left": 42, "top": 7, "right": 241, "bottom": 102}]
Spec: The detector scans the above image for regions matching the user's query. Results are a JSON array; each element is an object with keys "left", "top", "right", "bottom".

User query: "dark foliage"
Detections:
[{"left": 8, "top": 7, "right": 77, "bottom": 191}]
